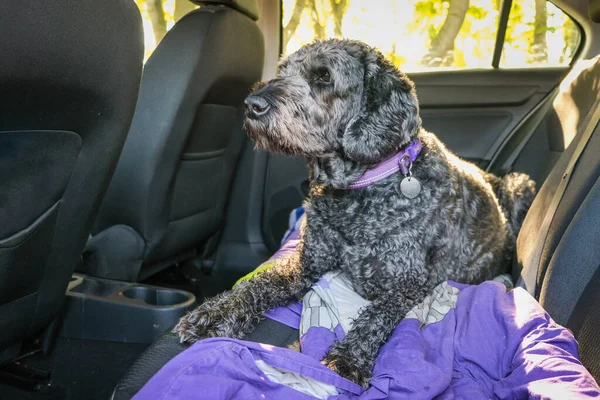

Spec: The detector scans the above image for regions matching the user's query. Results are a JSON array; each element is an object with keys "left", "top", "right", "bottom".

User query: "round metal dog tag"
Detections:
[{"left": 401, "top": 176, "right": 421, "bottom": 199}]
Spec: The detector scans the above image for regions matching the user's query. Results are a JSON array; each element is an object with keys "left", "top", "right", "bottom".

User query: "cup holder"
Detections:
[
  {"left": 70, "top": 279, "right": 124, "bottom": 297},
  {"left": 121, "top": 286, "right": 190, "bottom": 306},
  {"left": 63, "top": 278, "right": 196, "bottom": 343}
]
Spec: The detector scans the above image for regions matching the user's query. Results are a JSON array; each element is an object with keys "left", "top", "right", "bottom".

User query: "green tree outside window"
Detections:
[{"left": 282, "top": 0, "right": 580, "bottom": 71}]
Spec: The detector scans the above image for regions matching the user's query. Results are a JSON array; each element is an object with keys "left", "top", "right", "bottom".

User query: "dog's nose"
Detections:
[{"left": 245, "top": 96, "right": 270, "bottom": 117}]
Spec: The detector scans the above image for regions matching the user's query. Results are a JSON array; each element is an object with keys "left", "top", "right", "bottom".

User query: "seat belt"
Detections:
[{"left": 517, "top": 101, "right": 600, "bottom": 297}]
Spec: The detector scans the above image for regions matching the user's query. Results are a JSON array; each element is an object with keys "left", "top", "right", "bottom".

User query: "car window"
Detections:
[
  {"left": 135, "top": 0, "right": 199, "bottom": 62},
  {"left": 281, "top": 0, "right": 581, "bottom": 72},
  {"left": 500, "top": 0, "right": 581, "bottom": 68}
]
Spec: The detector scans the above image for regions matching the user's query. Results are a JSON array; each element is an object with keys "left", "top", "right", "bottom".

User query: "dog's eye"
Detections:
[{"left": 316, "top": 68, "right": 331, "bottom": 83}]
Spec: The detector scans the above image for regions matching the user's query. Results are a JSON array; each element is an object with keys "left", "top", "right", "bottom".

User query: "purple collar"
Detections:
[{"left": 348, "top": 139, "right": 422, "bottom": 189}]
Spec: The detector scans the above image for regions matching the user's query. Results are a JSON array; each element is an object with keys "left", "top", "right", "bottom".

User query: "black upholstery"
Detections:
[
  {"left": 111, "top": 332, "right": 187, "bottom": 400},
  {"left": 514, "top": 57, "right": 600, "bottom": 304},
  {"left": 0, "top": 1, "right": 143, "bottom": 355},
  {"left": 84, "top": 1, "right": 265, "bottom": 282},
  {"left": 112, "top": 56, "right": 600, "bottom": 398},
  {"left": 514, "top": 57, "right": 600, "bottom": 380}
]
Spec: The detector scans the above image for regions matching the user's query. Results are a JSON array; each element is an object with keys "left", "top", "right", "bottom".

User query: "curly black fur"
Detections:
[{"left": 175, "top": 39, "right": 537, "bottom": 388}]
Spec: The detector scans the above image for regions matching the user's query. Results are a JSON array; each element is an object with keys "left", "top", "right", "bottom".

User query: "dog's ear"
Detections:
[{"left": 342, "top": 50, "right": 421, "bottom": 163}]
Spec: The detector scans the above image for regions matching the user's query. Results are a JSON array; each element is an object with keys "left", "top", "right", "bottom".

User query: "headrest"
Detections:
[
  {"left": 590, "top": 0, "right": 600, "bottom": 22},
  {"left": 192, "top": 0, "right": 259, "bottom": 21}
]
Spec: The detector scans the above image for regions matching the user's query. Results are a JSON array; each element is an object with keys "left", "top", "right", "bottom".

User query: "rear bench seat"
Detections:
[{"left": 111, "top": 57, "right": 600, "bottom": 399}]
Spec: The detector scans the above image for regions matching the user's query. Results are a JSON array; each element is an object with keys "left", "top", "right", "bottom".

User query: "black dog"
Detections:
[{"left": 175, "top": 39, "right": 536, "bottom": 387}]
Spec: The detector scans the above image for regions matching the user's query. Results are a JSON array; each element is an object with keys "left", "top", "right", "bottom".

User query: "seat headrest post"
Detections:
[{"left": 191, "top": 0, "right": 259, "bottom": 21}]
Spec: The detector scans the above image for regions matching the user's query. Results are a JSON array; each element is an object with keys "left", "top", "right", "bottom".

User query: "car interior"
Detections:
[{"left": 2, "top": 0, "right": 600, "bottom": 398}]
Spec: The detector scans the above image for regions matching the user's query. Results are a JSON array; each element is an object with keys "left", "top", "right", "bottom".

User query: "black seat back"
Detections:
[
  {"left": 514, "top": 56, "right": 600, "bottom": 381},
  {"left": 86, "top": 0, "right": 265, "bottom": 281},
  {"left": 0, "top": 0, "right": 143, "bottom": 354}
]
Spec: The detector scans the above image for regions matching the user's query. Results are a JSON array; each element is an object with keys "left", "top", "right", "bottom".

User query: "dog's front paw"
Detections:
[
  {"left": 322, "top": 351, "right": 371, "bottom": 389},
  {"left": 173, "top": 304, "right": 230, "bottom": 344}
]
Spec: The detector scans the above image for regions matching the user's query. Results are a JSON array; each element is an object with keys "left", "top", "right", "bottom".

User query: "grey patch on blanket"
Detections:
[
  {"left": 301, "top": 282, "right": 342, "bottom": 336},
  {"left": 175, "top": 39, "right": 536, "bottom": 388},
  {"left": 405, "top": 281, "right": 460, "bottom": 330},
  {"left": 255, "top": 360, "right": 339, "bottom": 399}
]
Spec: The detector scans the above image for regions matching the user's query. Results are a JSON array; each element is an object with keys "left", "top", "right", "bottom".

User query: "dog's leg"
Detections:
[
  {"left": 322, "top": 283, "right": 433, "bottom": 388},
  {"left": 174, "top": 249, "right": 321, "bottom": 343},
  {"left": 174, "top": 216, "right": 341, "bottom": 343}
]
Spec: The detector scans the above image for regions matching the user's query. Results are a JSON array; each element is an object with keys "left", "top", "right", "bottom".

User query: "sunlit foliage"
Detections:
[{"left": 282, "top": 0, "right": 580, "bottom": 71}]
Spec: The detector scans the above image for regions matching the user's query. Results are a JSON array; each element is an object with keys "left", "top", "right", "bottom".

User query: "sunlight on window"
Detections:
[
  {"left": 501, "top": 1, "right": 580, "bottom": 68},
  {"left": 282, "top": 0, "right": 581, "bottom": 72}
]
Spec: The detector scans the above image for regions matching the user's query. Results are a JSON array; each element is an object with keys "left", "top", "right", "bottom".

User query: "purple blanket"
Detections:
[
  {"left": 134, "top": 280, "right": 599, "bottom": 399},
  {"left": 134, "top": 208, "right": 600, "bottom": 399}
]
